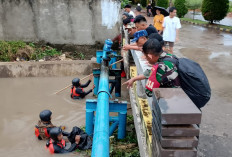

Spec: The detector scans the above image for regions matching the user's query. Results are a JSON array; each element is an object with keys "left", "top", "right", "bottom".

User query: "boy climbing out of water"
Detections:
[
  {"left": 70, "top": 74, "right": 95, "bottom": 99},
  {"left": 34, "top": 110, "right": 66, "bottom": 140}
]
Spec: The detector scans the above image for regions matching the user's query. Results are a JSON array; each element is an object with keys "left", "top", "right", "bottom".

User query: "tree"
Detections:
[
  {"left": 157, "top": 0, "right": 169, "bottom": 8},
  {"left": 186, "top": 0, "right": 202, "bottom": 20},
  {"left": 140, "top": 0, "right": 147, "bottom": 7},
  {"left": 202, "top": 0, "right": 229, "bottom": 24},
  {"left": 174, "top": 0, "right": 188, "bottom": 18},
  {"left": 121, "top": 0, "right": 132, "bottom": 8}
]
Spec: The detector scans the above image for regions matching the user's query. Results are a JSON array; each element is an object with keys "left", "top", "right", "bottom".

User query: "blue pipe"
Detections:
[
  {"left": 91, "top": 40, "right": 112, "bottom": 157},
  {"left": 109, "top": 121, "right": 119, "bottom": 136},
  {"left": 102, "top": 39, "right": 113, "bottom": 59}
]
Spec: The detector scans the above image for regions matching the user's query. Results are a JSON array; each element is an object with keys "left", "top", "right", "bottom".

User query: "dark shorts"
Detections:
[{"left": 164, "top": 41, "right": 174, "bottom": 47}]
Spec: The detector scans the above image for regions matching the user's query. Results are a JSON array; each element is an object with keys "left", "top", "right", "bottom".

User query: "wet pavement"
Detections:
[{"left": 175, "top": 24, "right": 232, "bottom": 157}]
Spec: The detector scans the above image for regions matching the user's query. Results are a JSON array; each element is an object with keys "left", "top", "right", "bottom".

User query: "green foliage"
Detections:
[
  {"left": 140, "top": 0, "right": 147, "bottom": 7},
  {"left": 157, "top": 0, "right": 169, "bottom": 8},
  {"left": 174, "top": 0, "right": 188, "bottom": 18},
  {"left": 0, "top": 41, "right": 26, "bottom": 61},
  {"left": 230, "top": 2, "right": 232, "bottom": 12},
  {"left": 78, "top": 52, "right": 85, "bottom": 60},
  {"left": 110, "top": 115, "right": 139, "bottom": 157},
  {"left": 186, "top": 0, "right": 202, "bottom": 10},
  {"left": 32, "top": 46, "right": 61, "bottom": 60},
  {"left": 29, "top": 42, "right": 35, "bottom": 48},
  {"left": 121, "top": 0, "right": 132, "bottom": 8},
  {"left": 202, "top": 0, "right": 229, "bottom": 23}
]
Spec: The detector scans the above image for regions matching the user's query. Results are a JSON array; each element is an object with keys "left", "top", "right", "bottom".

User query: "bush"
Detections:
[
  {"left": 140, "top": 0, "right": 147, "bottom": 7},
  {"left": 157, "top": 0, "right": 169, "bottom": 8},
  {"left": 174, "top": 0, "right": 188, "bottom": 18},
  {"left": 202, "top": 0, "right": 229, "bottom": 23},
  {"left": 121, "top": 0, "right": 132, "bottom": 8},
  {"left": 0, "top": 41, "right": 26, "bottom": 61}
]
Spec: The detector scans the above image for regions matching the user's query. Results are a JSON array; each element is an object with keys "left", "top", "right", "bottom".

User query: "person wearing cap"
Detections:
[
  {"left": 123, "top": 29, "right": 164, "bottom": 51},
  {"left": 123, "top": 38, "right": 180, "bottom": 97},
  {"left": 35, "top": 110, "right": 66, "bottom": 140},
  {"left": 135, "top": 3, "right": 142, "bottom": 12},
  {"left": 71, "top": 75, "right": 95, "bottom": 99},
  {"left": 124, "top": 22, "right": 137, "bottom": 35},
  {"left": 124, "top": 4, "right": 135, "bottom": 18},
  {"left": 153, "top": 8, "right": 164, "bottom": 35}
]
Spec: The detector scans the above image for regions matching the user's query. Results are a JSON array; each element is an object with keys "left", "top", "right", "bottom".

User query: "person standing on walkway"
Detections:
[
  {"left": 146, "top": 3, "right": 152, "bottom": 17},
  {"left": 153, "top": 8, "right": 164, "bottom": 35},
  {"left": 135, "top": 3, "right": 142, "bottom": 12},
  {"left": 124, "top": 4, "right": 135, "bottom": 18},
  {"left": 162, "top": 7, "right": 181, "bottom": 54}
]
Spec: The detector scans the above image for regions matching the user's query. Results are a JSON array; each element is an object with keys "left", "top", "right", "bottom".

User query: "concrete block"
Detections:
[
  {"left": 160, "top": 136, "right": 198, "bottom": 148},
  {"left": 161, "top": 124, "right": 200, "bottom": 137},
  {"left": 152, "top": 88, "right": 202, "bottom": 124},
  {"left": 160, "top": 146, "right": 197, "bottom": 157}
]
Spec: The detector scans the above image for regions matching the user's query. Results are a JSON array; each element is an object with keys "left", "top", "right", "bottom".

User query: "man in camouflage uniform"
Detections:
[{"left": 123, "top": 38, "right": 180, "bottom": 97}]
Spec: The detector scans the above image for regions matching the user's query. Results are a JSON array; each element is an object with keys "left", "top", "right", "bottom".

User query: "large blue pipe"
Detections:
[{"left": 91, "top": 40, "right": 112, "bottom": 157}]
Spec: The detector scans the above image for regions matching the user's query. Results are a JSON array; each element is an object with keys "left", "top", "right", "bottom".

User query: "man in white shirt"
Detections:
[
  {"left": 163, "top": 7, "right": 181, "bottom": 54},
  {"left": 124, "top": 4, "right": 135, "bottom": 18}
]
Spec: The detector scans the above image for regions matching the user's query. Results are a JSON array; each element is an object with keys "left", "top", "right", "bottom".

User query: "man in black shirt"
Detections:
[{"left": 146, "top": 3, "right": 152, "bottom": 16}]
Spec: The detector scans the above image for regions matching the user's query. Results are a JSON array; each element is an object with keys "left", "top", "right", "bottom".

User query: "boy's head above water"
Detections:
[{"left": 39, "top": 110, "right": 52, "bottom": 122}]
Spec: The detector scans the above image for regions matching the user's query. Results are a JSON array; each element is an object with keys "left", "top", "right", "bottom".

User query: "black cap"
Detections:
[
  {"left": 72, "top": 78, "right": 80, "bottom": 87},
  {"left": 49, "top": 127, "right": 62, "bottom": 141},
  {"left": 39, "top": 110, "right": 52, "bottom": 122}
]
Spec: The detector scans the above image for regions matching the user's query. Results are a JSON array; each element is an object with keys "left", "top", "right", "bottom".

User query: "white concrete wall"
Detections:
[{"left": 0, "top": 0, "right": 120, "bottom": 45}]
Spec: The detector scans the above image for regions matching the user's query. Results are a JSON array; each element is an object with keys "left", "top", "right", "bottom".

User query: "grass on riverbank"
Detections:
[{"left": 181, "top": 18, "right": 232, "bottom": 30}]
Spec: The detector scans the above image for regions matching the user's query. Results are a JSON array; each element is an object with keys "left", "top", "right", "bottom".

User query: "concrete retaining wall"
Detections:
[
  {"left": 0, "top": 0, "right": 120, "bottom": 45},
  {"left": 0, "top": 60, "right": 97, "bottom": 77}
]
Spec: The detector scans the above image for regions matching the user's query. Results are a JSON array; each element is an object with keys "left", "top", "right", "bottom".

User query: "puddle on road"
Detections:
[
  {"left": 209, "top": 52, "right": 231, "bottom": 59},
  {"left": 222, "top": 34, "right": 232, "bottom": 46}
]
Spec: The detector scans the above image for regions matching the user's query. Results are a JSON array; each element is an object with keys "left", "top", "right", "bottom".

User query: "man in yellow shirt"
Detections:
[{"left": 153, "top": 9, "right": 164, "bottom": 35}]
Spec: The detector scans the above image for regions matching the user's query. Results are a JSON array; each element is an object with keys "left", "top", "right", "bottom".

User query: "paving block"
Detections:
[
  {"left": 160, "top": 136, "right": 198, "bottom": 148},
  {"left": 159, "top": 146, "right": 197, "bottom": 157},
  {"left": 161, "top": 124, "right": 200, "bottom": 137},
  {"left": 152, "top": 88, "right": 202, "bottom": 125}
]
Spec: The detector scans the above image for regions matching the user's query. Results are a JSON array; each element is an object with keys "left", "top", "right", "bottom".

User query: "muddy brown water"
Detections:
[
  {"left": 0, "top": 75, "right": 130, "bottom": 157},
  {"left": 0, "top": 76, "right": 93, "bottom": 157}
]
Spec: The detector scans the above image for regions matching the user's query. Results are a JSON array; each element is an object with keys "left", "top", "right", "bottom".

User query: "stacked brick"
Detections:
[{"left": 151, "top": 88, "right": 202, "bottom": 157}]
